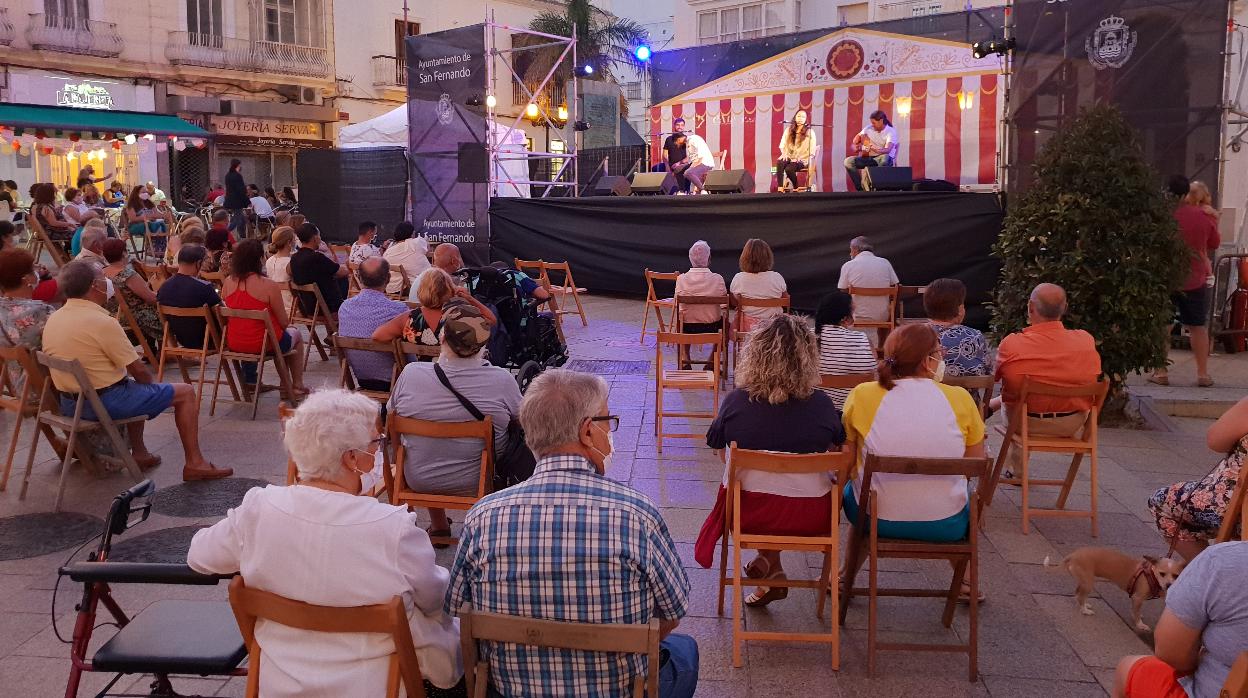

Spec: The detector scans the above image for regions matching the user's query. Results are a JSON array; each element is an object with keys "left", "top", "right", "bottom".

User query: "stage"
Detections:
[{"left": 489, "top": 190, "right": 1004, "bottom": 328}]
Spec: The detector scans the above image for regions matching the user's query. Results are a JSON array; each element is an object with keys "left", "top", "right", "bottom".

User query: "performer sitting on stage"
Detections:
[
  {"left": 679, "top": 131, "right": 717, "bottom": 194},
  {"left": 655, "top": 117, "right": 692, "bottom": 193},
  {"left": 775, "top": 109, "right": 817, "bottom": 192},
  {"left": 844, "top": 110, "right": 899, "bottom": 191}
]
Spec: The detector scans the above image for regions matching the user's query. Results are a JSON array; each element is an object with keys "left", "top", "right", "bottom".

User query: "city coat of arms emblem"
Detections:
[{"left": 1086, "top": 15, "right": 1137, "bottom": 70}]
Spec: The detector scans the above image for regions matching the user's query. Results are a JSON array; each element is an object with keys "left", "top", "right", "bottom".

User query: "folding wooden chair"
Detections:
[
  {"left": 543, "top": 260, "right": 588, "bottom": 327},
  {"left": 111, "top": 291, "right": 159, "bottom": 367},
  {"left": 346, "top": 262, "right": 363, "bottom": 297},
  {"left": 27, "top": 214, "right": 69, "bottom": 268},
  {"left": 199, "top": 270, "right": 225, "bottom": 290},
  {"left": 718, "top": 445, "right": 853, "bottom": 668},
  {"left": 985, "top": 378, "right": 1108, "bottom": 536},
  {"left": 1214, "top": 472, "right": 1247, "bottom": 544},
  {"left": 1222, "top": 652, "right": 1248, "bottom": 698},
  {"left": 135, "top": 261, "right": 168, "bottom": 290},
  {"left": 21, "top": 353, "right": 147, "bottom": 511},
  {"left": 333, "top": 334, "right": 401, "bottom": 403},
  {"left": 640, "top": 270, "right": 680, "bottom": 343},
  {"left": 896, "top": 285, "right": 927, "bottom": 323},
  {"left": 384, "top": 412, "right": 494, "bottom": 547},
  {"left": 839, "top": 454, "right": 992, "bottom": 681},
  {"left": 229, "top": 576, "right": 428, "bottom": 698},
  {"left": 156, "top": 304, "right": 240, "bottom": 408},
  {"left": 458, "top": 604, "right": 660, "bottom": 698},
  {"left": 731, "top": 294, "right": 791, "bottom": 373},
  {"left": 513, "top": 258, "right": 568, "bottom": 342},
  {"left": 288, "top": 281, "right": 336, "bottom": 362},
  {"left": 514, "top": 258, "right": 546, "bottom": 284},
  {"left": 0, "top": 345, "right": 76, "bottom": 492},
  {"left": 846, "top": 285, "right": 899, "bottom": 350},
  {"left": 211, "top": 307, "right": 296, "bottom": 420},
  {"left": 674, "top": 294, "right": 729, "bottom": 381},
  {"left": 941, "top": 374, "right": 996, "bottom": 421},
  {"left": 819, "top": 372, "right": 876, "bottom": 391},
  {"left": 388, "top": 265, "right": 412, "bottom": 301},
  {"left": 654, "top": 331, "right": 721, "bottom": 453},
  {"left": 396, "top": 340, "right": 443, "bottom": 366},
  {"left": 329, "top": 243, "right": 353, "bottom": 264}
]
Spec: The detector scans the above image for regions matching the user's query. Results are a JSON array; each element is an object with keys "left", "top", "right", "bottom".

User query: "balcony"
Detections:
[
  {"left": 372, "top": 55, "right": 407, "bottom": 87},
  {"left": 165, "top": 31, "right": 331, "bottom": 80},
  {"left": 875, "top": 0, "right": 956, "bottom": 21},
  {"left": 26, "top": 13, "right": 123, "bottom": 58},
  {"left": 0, "top": 8, "right": 15, "bottom": 47}
]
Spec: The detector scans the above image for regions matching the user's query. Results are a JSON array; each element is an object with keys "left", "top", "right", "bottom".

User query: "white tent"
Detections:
[{"left": 339, "top": 105, "right": 530, "bottom": 197}]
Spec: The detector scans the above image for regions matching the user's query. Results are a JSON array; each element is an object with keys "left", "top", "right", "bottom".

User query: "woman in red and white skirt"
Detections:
[{"left": 693, "top": 313, "right": 846, "bottom": 606}]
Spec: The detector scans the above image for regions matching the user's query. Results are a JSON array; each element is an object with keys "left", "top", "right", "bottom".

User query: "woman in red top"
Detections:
[{"left": 222, "top": 239, "right": 309, "bottom": 397}]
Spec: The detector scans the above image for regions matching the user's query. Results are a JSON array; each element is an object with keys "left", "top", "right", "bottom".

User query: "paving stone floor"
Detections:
[{"left": 0, "top": 293, "right": 1236, "bottom": 697}]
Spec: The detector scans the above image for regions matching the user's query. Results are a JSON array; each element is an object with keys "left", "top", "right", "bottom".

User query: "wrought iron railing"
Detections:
[
  {"left": 27, "top": 13, "right": 123, "bottom": 57},
  {"left": 0, "top": 8, "right": 15, "bottom": 47},
  {"left": 371, "top": 55, "right": 406, "bottom": 87},
  {"left": 512, "top": 77, "right": 567, "bottom": 108},
  {"left": 165, "top": 31, "right": 331, "bottom": 79}
]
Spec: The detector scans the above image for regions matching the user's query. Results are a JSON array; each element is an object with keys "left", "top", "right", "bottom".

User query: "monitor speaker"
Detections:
[
  {"left": 703, "top": 169, "right": 755, "bottom": 194},
  {"left": 912, "top": 178, "right": 959, "bottom": 192},
  {"left": 630, "top": 171, "right": 678, "bottom": 195},
  {"left": 862, "top": 166, "right": 914, "bottom": 192},
  {"left": 591, "top": 175, "right": 632, "bottom": 196}
]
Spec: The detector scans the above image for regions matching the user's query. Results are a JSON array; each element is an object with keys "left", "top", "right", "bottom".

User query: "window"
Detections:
[
  {"left": 697, "top": 11, "right": 717, "bottom": 45},
  {"left": 764, "top": 1, "right": 787, "bottom": 36},
  {"left": 44, "top": 0, "right": 88, "bottom": 27},
  {"left": 186, "top": 0, "right": 223, "bottom": 37},
  {"left": 265, "top": 0, "right": 296, "bottom": 43},
  {"left": 394, "top": 19, "right": 419, "bottom": 60},
  {"left": 720, "top": 8, "right": 740, "bottom": 43},
  {"left": 263, "top": 0, "right": 324, "bottom": 47},
  {"left": 741, "top": 5, "right": 762, "bottom": 39},
  {"left": 623, "top": 82, "right": 643, "bottom": 101},
  {"left": 911, "top": 2, "right": 943, "bottom": 16},
  {"left": 794, "top": 0, "right": 802, "bottom": 31}
]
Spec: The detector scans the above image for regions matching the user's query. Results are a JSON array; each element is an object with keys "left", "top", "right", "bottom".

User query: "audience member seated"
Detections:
[
  {"left": 338, "top": 257, "right": 408, "bottom": 391},
  {"left": 814, "top": 290, "right": 876, "bottom": 410},
  {"left": 432, "top": 242, "right": 464, "bottom": 277},
  {"left": 837, "top": 236, "right": 898, "bottom": 339},
  {"left": 42, "top": 261, "right": 230, "bottom": 480},
  {"left": 290, "top": 222, "right": 348, "bottom": 316},
  {"left": 382, "top": 221, "right": 430, "bottom": 296},
  {"left": 1149, "top": 395, "right": 1248, "bottom": 561},
  {"left": 123, "top": 185, "right": 170, "bottom": 253},
  {"left": 62, "top": 187, "right": 97, "bottom": 228},
  {"left": 0, "top": 221, "right": 16, "bottom": 251},
  {"left": 0, "top": 248, "right": 54, "bottom": 350},
  {"left": 842, "top": 323, "right": 985, "bottom": 599},
  {"left": 693, "top": 315, "right": 845, "bottom": 606},
  {"left": 924, "top": 278, "right": 991, "bottom": 378},
  {"left": 1113, "top": 541, "right": 1248, "bottom": 698},
  {"left": 31, "top": 183, "right": 76, "bottom": 244},
  {"left": 446, "top": 369, "right": 697, "bottom": 698},
  {"left": 247, "top": 184, "right": 275, "bottom": 226},
  {"left": 74, "top": 222, "right": 108, "bottom": 264},
  {"left": 373, "top": 268, "right": 496, "bottom": 346},
  {"left": 187, "top": 389, "right": 464, "bottom": 697},
  {"left": 349, "top": 220, "right": 381, "bottom": 265},
  {"left": 164, "top": 216, "right": 206, "bottom": 266},
  {"left": 155, "top": 244, "right": 223, "bottom": 350},
  {"left": 675, "top": 239, "right": 728, "bottom": 334},
  {"left": 103, "top": 181, "right": 126, "bottom": 208},
  {"left": 203, "top": 227, "right": 233, "bottom": 275},
  {"left": 388, "top": 301, "right": 520, "bottom": 542},
  {"left": 994, "top": 283, "right": 1102, "bottom": 478},
  {"left": 220, "top": 239, "right": 308, "bottom": 396},
  {"left": 206, "top": 208, "right": 238, "bottom": 247},
  {"left": 102, "top": 239, "right": 162, "bottom": 352},
  {"left": 729, "top": 238, "right": 787, "bottom": 331}
]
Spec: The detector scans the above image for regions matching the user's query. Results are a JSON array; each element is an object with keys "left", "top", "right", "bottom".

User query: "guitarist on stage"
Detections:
[{"left": 844, "top": 110, "right": 899, "bottom": 191}]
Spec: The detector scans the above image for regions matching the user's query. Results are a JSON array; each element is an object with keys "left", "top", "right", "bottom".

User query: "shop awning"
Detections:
[{"left": 0, "top": 103, "right": 209, "bottom": 138}]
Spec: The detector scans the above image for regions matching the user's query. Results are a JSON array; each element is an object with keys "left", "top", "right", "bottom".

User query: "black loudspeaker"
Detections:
[
  {"left": 296, "top": 147, "right": 408, "bottom": 244},
  {"left": 703, "top": 169, "right": 755, "bottom": 194},
  {"left": 457, "top": 142, "right": 489, "bottom": 183},
  {"left": 861, "top": 166, "right": 914, "bottom": 191},
  {"left": 912, "top": 178, "right": 959, "bottom": 192},
  {"left": 631, "top": 171, "right": 678, "bottom": 195},
  {"left": 591, "top": 175, "right": 632, "bottom": 196}
]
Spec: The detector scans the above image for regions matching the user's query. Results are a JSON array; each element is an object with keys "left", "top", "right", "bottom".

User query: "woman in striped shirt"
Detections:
[{"left": 815, "top": 290, "right": 876, "bottom": 409}]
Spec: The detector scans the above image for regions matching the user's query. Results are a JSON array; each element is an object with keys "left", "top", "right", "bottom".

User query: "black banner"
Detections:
[
  {"left": 297, "top": 148, "right": 409, "bottom": 244},
  {"left": 489, "top": 192, "right": 1004, "bottom": 329},
  {"left": 407, "top": 25, "right": 491, "bottom": 265},
  {"left": 1009, "top": 0, "right": 1229, "bottom": 198}
]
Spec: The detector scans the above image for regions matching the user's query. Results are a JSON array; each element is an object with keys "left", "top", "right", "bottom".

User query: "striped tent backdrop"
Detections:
[{"left": 650, "top": 29, "right": 1005, "bottom": 192}]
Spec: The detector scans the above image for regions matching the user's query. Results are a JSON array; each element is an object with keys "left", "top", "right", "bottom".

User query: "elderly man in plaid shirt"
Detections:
[{"left": 446, "top": 369, "right": 699, "bottom": 698}]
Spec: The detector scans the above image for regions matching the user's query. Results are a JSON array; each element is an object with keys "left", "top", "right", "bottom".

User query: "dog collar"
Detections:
[{"left": 1129, "top": 560, "right": 1163, "bottom": 600}]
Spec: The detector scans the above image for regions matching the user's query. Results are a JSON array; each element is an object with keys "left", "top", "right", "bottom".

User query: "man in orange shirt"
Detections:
[{"left": 994, "top": 283, "right": 1102, "bottom": 474}]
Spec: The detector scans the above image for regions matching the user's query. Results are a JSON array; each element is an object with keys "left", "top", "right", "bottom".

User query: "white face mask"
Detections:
[
  {"left": 138, "top": 192, "right": 150, "bottom": 201},
  {"left": 591, "top": 430, "right": 615, "bottom": 475},
  {"left": 97, "top": 277, "right": 114, "bottom": 301},
  {"left": 356, "top": 448, "right": 385, "bottom": 495},
  {"left": 931, "top": 357, "right": 946, "bottom": 383}
]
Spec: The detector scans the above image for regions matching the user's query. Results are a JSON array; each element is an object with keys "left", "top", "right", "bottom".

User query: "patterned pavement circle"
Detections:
[
  {"left": 107, "top": 525, "right": 208, "bottom": 564},
  {"left": 565, "top": 359, "right": 651, "bottom": 375},
  {"left": 151, "top": 477, "right": 270, "bottom": 518},
  {"left": 0, "top": 512, "right": 104, "bottom": 560}
]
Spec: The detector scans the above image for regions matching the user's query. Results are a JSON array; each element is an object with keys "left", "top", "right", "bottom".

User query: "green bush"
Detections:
[{"left": 991, "top": 104, "right": 1187, "bottom": 392}]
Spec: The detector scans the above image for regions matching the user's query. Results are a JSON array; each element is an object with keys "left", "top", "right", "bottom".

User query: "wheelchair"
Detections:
[
  {"left": 58, "top": 480, "right": 246, "bottom": 697},
  {"left": 459, "top": 265, "right": 569, "bottom": 393}
]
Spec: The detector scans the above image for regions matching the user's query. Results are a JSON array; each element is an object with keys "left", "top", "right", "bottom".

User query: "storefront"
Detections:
[{"left": 0, "top": 70, "right": 204, "bottom": 197}]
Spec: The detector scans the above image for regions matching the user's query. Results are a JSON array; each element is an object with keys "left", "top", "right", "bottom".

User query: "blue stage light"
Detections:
[{"left": 635, "top": 45, "right": 651, "bottom": 62}]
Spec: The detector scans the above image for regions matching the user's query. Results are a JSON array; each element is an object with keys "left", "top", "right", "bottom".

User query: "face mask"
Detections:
[
  {"left": 138, "top": 192, "right": 150, "bottom": 200},
  {"left": 355, "top": 448, "right": 385, "bottom": 495},
  {"left": 100, "top": 277, "right": 115, "bottom": 301},
  {"left": 590, "top": 430, "right": 615, "bottom": 475},
  {"left": 931, "top": 357, "right": 946, "bottom": 383}
]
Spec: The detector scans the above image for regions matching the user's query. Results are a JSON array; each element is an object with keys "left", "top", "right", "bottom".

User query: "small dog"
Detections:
[{"left": 1044, "top": 547, "right": 1185, "bottom": 633}]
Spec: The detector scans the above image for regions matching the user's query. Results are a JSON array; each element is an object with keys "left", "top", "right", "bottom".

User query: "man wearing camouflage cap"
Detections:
[{"left": 388, "top": 300, "right": 523, "bottom": 544}]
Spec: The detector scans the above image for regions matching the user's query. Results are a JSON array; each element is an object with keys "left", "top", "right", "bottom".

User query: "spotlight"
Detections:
[
  {"left": 577, "top": 64, "right": 595, "bottom": 77},
  {"left": 466, "top": 95, "right": 483, "bottom": 107},
  {"left": 634, "top": 45, "right": 651, "bottom": 62},
  {"left": 573, "top": 120, "right": 590, "bottom": 132},
  {"left": 485, "top": 94, "right": 497, "bottom": 109},
  {"left": 972, "top": 37, "right": 1016, "bottom": 59}
]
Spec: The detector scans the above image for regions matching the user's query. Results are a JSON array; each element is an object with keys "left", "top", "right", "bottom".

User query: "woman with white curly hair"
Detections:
[
  {"left": 187, "top": 389, "right": 464, "bottom": 697},
  {"left": 692, "top": 314, "right": 846, "bottom": 607}
]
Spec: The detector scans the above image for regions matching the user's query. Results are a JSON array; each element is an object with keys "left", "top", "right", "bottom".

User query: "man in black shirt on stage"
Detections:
[{"left": 657, "top": 117, "right": 692, "bottom": 193}]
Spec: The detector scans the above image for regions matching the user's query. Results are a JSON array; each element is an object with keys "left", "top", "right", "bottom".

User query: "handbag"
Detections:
[{"left": 434, "top": 364, "right": 536, "bottom": 490}]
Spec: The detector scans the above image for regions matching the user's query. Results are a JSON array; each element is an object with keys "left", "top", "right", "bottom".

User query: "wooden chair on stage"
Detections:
[
  {"left": 719, "top": 444, "right": 853, "bottom": 668},
  {"left": 774, "top": 145, "right": 820, "bottom": 193},
  {"left": 640, "top": 270, "right": 680, "bottom": 343}
]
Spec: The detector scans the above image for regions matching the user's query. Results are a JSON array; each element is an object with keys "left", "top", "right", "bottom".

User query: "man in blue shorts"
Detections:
[{"left": 42, "top": 260, "right": 231, "bottom": 481}]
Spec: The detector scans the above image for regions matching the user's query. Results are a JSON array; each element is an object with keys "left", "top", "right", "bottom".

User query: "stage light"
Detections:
[
  {"left": 577, "top": 64, "right": 595, "bottom": 77},
  {"left": 972, "top": 37, "right": 1016, "bottom": 59},
  {"left": 466, "top": 95, "right": 483, "bottom": 107},
  {"left": 525, "top": 103, "right": 540, "bottom": 119},
  {"left": 573, "top": 120, "right": 590, "bottom": 132},
  {"left": 896, "top": 96, "right": 912, "bottom": 117},
  {"left": 485, "top": 95, "right": 497, "bottom": 109},
  {"left": 634, "top": 45, "right": 651, "bottom": 62},
  {"left": 957, "top": 90, "right": 975, "bottom": 111}
]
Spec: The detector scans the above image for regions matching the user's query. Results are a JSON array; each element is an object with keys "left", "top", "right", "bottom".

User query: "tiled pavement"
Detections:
[{"left": 0, "top": 294, "right": 1237, "bottom": 697}]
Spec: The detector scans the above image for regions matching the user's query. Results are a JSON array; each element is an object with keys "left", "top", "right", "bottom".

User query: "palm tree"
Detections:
[{"left": 521, "top": 0, "right": 650, "bottom": 89}]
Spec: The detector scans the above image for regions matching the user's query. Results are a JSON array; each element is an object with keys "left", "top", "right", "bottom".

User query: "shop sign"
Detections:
[
  {"left": 56, "top": 83, "right": 114, "bottom": 110},
  {"left": 7, "top": 70, "right": 144, "bottom": 111},
  {"left": 214, "top": 134, "right": 332, "bottom": 149},
  {"left": 210, "top": 116, "right": 323, "bottom": 140}
]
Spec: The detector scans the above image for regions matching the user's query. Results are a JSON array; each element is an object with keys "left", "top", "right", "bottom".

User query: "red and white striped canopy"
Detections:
[{"left": 650, "top": 29, "right": 1004, "bottom": 192}]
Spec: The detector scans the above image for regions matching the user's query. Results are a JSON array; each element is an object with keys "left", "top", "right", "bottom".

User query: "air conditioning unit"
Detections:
[{"left": 297, "top": 86, "right": 323, "bottom": 105}]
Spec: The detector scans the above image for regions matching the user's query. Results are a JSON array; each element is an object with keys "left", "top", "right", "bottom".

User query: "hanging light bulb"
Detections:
[
  {"left": 485, "top": 95, "right": 497, "bottom": 109},
  {"left": 142, "top": 133, "right": 155, "bottom": 141},
  {"left": 124, "top": 134, "right": 137, "bottom": 145}
]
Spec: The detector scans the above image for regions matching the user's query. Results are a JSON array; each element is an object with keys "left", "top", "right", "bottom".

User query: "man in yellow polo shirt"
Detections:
[{"left": 42, "top": 260, "right": 230, "bottom": 481}]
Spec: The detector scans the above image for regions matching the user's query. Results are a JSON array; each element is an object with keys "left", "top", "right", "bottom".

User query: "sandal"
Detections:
[
  {"left": 1197, "top": 376, "right": 1214, "bottom": 388},
  {"left": 743, "top": 556, "right": 771, "bottom": 580},
  {"left": 426, "top": 518, "right": 454, "bottom": 549},
  {"left": 744, "top": 571, "right": 788, "bottom": 607},
  {"left": 958, "top": 580, "right": 986, "bottom": 604},
  {"left": 1147, "top": 374, "right": 1169, "bottom": 386}
]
